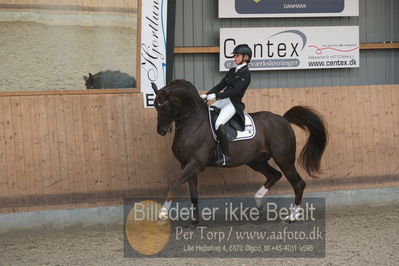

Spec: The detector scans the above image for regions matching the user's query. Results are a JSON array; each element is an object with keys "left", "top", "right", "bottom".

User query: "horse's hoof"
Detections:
[
  {"left": 283, "top": 209, "right": 302, "bottom": 223},
  {"left": 156, "top": 219, "right": 168, "bottom": 225},
  {"left": 158, "top": 214, "right": 168, "bottom": 221},
  {"left": 281, "top": 216, "right": 299, "bottom": 224},
  {"left": 282, "top": 218, "right": 297, "bottom": 224},
  {"left": 254, "top": 198, "right": 263, "bottom": 210}
]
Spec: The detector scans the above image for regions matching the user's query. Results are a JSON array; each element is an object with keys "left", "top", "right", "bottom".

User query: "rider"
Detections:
[{"left": 200, "top": 44, "right": 252, "bottom": 165}]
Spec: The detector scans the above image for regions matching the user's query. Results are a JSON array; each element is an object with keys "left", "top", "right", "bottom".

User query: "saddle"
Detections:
[{"left": 208, "top": 106, "right": 256, "bottom": 142}]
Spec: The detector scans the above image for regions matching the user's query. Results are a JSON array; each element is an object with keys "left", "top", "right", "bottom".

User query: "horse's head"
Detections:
[
  {"left": 151, "top": 80, "right": 203, "bottom": 136},
  {"left": 152, "top": 82, "right": 182, "bottom": 136}
]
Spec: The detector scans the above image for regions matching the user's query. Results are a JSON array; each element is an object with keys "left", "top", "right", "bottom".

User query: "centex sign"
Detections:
[{"left": 220, "top": 26, "right": 359, "bottom": 71}]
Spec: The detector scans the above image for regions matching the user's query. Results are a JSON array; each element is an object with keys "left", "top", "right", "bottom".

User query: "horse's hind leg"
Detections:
[
  {"left": 247, "top": 160, "right": 282, "bottom": 198},
  {"left": 277, "top": 164, "right": 306, "bottom": 221},
  {"left": 278, "top": 164, "right": 306, "bottom": 206}
]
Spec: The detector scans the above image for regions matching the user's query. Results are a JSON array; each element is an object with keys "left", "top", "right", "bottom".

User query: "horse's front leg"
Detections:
[
  {"left": 188, "top": 174, "right": 199, "bottom": 225},
  {"left": 159, "top": 160, "right": 201, "bottom": 220}
]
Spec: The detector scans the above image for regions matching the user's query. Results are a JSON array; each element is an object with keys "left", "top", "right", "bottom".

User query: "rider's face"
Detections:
[{"left": 234, "top": 54, "right": 244, "bottom": 65}]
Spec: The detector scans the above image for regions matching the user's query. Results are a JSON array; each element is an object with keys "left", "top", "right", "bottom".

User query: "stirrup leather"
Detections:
[{"left": 216, "top": 154, "right": 230, "bottom": 166}]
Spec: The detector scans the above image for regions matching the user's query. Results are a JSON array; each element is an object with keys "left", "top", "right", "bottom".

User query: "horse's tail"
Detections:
[{"left": 283, "top": 106, "right": 328, "bottom": 178}]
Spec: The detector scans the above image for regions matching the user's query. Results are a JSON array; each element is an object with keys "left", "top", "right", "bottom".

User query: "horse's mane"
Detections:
[
  {"left": 168, "top": 79, "right": 196, "bottom": 94},
  {"left": 168, "top": 79, "right": 207, "bottom": 110}
]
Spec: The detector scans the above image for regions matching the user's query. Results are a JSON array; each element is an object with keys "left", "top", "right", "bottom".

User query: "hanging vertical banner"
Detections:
[
  {"left": 140, "top": 0, "right": 168, "bottom": 108},
  {"left": 219, "top": 0, "right": 359, "bottom": 18}
]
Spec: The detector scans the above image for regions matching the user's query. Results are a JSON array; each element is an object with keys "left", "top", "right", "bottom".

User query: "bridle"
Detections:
[
  {"left": 156, "top": 105, "right": 175, "bottom": 125},
  {"left": 152, "top": 84, "right": 209, "bottom": 135},
  {"left": 155, "top": 87, "right": 176, "bottom": 124},
  {"left": 155, "top": 95, "right": 196, "bottom": 130}
]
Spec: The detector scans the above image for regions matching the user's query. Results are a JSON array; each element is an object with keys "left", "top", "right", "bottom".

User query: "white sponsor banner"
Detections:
[
  {"left": 220, "top": 26, "right": 359, "bottom": 71},
  {"left": 140, "top": 0, "right": 168, "bottom": 108},
  {"left": 219, "top": 0, "right": 359, "bottom": 18}
]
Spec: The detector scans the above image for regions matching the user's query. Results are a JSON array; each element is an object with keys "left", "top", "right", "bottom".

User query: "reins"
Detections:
[
  {"left": 156, "top": 101, "right": 196, "bottom": 127},
  {"left": 156, "top": 86, "right": 208, "bottom": 132}
]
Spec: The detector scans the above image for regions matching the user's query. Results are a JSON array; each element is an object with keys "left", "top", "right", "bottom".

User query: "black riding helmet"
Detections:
[{"left": 232, "top": 44, "right": 252, "bottom": 63}]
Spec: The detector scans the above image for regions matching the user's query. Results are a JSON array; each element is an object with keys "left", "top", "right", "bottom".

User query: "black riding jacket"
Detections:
[{"left": 207, "top": 65, "right": 251, "bottom": 128}]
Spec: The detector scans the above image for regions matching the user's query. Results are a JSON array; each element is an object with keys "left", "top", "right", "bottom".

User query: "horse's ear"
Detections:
[
  {"left": 151, "top": 83, "right": 158, "bottom": 94},
  {"left": 83, "top": 75, "right": 88, "bottom": 82}
]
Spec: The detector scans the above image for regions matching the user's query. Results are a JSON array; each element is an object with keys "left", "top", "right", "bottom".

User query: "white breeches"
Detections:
[{"left": 212, "top": 98, "right": 236, "bottom": 130}]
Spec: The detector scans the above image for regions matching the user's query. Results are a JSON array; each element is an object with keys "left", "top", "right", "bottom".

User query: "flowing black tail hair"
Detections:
[{"left": 283, "top": 106, "right": 328, "bottom": 178}]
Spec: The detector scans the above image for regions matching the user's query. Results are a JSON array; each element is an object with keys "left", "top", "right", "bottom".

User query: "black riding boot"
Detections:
[{"left": 215, "top": 125, "right": 230, "bottom": 166}]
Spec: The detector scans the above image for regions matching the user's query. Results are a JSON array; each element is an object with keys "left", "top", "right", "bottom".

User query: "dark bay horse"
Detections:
[{"left": 151, "top": 80, "right": 327, "bottom": 222}]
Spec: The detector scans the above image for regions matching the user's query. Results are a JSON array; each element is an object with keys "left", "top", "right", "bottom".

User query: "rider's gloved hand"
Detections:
[
  {"left": 200, "top": 94, "right": 208, "bottom": 100},
  {"left": 207, "top": 94, "right": 216, "bottom": 101}
]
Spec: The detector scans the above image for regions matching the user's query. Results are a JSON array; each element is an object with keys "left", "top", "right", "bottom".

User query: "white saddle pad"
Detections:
[{"left": 208, "top": 107, "right": 256, "bottom": 142}]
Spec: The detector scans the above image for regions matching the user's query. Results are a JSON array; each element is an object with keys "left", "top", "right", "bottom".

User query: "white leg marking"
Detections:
[
  {"left": 254, "top": 186, "right": 268, "bottom": 199},
  {"left": 288, "top": 205, "right": 303, "bottom": 222},
  {"left": 159, "top": 200, "right": 172, "bottom": 221}
]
